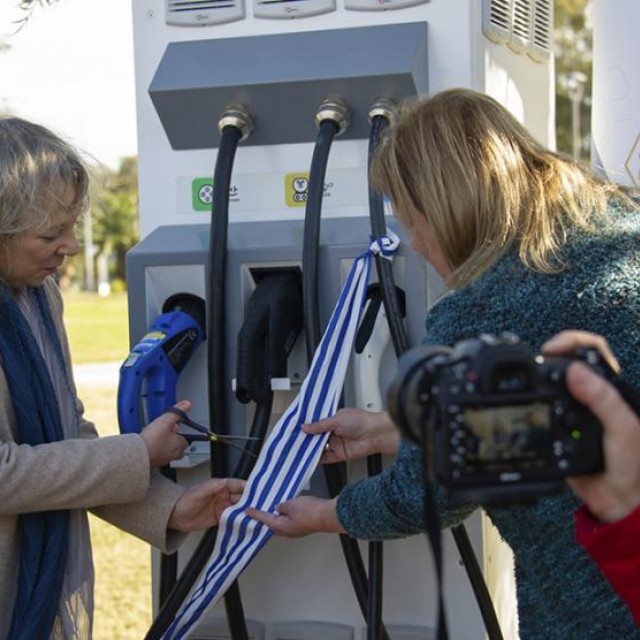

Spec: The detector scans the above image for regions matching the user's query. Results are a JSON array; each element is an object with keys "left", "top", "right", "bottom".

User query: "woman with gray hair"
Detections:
[
  {"left": 248, "top": 89, "right": 640, "bottom": 639},
  {"left": 0, "top": 117, "right": 244, "bottom": 640}
]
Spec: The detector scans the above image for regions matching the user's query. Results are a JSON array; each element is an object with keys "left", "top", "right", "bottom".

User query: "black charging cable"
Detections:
[
  {"left": 206, "top": 111, "right": 251, "bottom": 640},
  {"left": 302, "top": 99, "right": 391, "bottom": 640},
  {"left": 364, "top": 103, "right": 398, "bottom": 640},
  {"left": 145, "top": 108, "right": 253, "bottom": 640},
  {"left": 367, "top": 101, "right": 504, "bottom": 640}
]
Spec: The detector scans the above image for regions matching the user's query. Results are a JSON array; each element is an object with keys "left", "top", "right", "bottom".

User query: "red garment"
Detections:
[{"left": 576, "top": 503, "right": 640, "bottom": 626}]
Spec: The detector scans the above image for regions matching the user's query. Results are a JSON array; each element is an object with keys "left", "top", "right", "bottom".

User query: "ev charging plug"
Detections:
[
  {"left": 235, "top": 272, "right": 303, "bottom": 405},
  {"left": 117, "top": 293, "right": 206, "bottom": 434}
]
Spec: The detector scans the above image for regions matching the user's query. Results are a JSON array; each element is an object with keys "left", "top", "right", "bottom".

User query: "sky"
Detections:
[{"left": 0, "top": 0, "right": 137, "bottom": 169}]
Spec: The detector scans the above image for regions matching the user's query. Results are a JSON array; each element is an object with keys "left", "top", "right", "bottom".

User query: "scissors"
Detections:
[{"left": 167, "top": 406, "right": 261, "bottom": 458}]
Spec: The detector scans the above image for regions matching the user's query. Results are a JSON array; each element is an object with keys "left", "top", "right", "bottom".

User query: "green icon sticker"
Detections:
[{"left": 192, "top": 178, "right": 214, "bottom": 212}]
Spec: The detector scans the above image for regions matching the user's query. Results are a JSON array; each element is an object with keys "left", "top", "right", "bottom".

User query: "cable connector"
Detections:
[
  {"left": 217, "top": 105, "right": 254, "bottom": 142},
  {"left": 314, "top": 98, "right": 351, "bottom": 137},
  {"left": 368, "top": 97, "right": 396, "bottom": 124}
]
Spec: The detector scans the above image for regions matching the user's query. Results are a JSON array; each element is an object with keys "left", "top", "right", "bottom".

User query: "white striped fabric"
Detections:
[{"left": 163, "top": 237, "right": 396, "bottom": 639}]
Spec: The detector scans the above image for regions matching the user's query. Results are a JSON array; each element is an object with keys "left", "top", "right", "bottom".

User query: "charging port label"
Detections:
[{"left": 285, "top": 173, "right": 310, "bottom": 207}]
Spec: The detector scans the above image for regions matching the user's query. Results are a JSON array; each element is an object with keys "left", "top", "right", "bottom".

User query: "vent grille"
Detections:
[
  {"left": 253, "top": 0, "right": 334, "bottom": 19},
  {"left": 168, "top": 0, "right": 232, "bottom": 10},
  {"left": 482, "top": 0, "right": 552, "bottom": 63},
  {"left": 166, "top": 0, "right": 244, "bottom": 25},
  {"left": 509, "top": 0, "right": 532, "bottom": 53},
  {"left": 483, "top": 0, "right": 512, "bottom": 44},
  {"left": 529, "top": 0, "right": 552, "bottom": 62}
]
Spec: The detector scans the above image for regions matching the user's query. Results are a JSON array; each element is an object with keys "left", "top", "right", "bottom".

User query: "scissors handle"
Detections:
[{"left": 166, "top": 407, "right": 260, "bottom": 458}]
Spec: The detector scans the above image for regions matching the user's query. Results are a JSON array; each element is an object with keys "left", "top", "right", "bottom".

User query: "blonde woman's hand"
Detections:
[
  {"left": 246, "top": 496, "right": 345, "bottom": 538},
  {"left": 302, "top": 408, "right": 400, "bottom": 464}
]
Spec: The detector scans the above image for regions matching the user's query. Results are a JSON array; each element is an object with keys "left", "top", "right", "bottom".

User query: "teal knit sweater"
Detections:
[{"left": 337, "top": 204, "right": 640, "bottom": 639}]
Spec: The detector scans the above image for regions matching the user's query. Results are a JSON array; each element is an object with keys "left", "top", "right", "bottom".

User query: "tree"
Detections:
[
  {"left": 92, "top": 157, "right": 140, "bottom": 285},
  {"left": 74, "top": 158, "right": 139, "bottom": 290},
  {"left": 554, "top": 0, "right": 593, "bottom": 157}
]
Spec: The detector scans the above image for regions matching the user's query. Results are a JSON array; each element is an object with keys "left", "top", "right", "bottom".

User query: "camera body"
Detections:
[{"left": 387, "top": 333, "right": 609, "bottom": 505}]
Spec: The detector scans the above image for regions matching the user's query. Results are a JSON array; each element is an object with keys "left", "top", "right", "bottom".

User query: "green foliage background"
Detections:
[
  {"left": 554, "top": 0, "right": 593, "bottom": 157},
  {"left": 68, "top": 157, "right": 140, "bottom": 290}
]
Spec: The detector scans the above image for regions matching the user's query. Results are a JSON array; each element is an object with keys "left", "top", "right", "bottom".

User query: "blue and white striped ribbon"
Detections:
[{"left": 163, "top": 236, "right": 397, "bottom": 639}]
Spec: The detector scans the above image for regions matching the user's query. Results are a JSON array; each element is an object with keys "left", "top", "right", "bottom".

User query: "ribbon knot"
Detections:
[{"left": 369, "top": 229, "right": 400, "bottom": 260}]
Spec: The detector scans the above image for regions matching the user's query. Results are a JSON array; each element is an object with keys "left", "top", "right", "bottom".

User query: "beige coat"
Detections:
[{"left": 0, "top": 278, "right": 185, "bottom": 637}]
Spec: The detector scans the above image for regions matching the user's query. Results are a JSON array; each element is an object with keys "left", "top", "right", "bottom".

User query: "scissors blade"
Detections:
[{"left": 167, "top": 407, "right": 259, "bottom": 458}]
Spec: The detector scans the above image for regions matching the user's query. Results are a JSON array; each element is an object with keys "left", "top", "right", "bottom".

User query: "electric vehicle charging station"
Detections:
[{"left": 127, "top": 1, "right": 554, "bottom": 638}]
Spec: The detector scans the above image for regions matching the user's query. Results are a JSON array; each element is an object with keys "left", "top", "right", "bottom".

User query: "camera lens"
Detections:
[{"left": 387, "top": 345, "right": 451, "bottom": 443}]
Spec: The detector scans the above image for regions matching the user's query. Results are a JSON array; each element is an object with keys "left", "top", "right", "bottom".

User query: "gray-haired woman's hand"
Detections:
[{"left": 140, "top": 400, "right": 190, "bottom": 467}]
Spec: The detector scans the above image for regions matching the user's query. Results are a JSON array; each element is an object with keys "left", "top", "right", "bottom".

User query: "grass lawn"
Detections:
[
  {"left": 63, "top": 289, "right": 152, "bottom": 639},
  {"left": 63, "top": 290, "right": 130, "bottom": 363},
  {"left": 78, "top": 384, "right": 152, "bottom": 640}
]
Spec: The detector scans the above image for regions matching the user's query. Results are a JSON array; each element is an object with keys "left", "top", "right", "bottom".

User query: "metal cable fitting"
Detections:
[
  {"left": 217, "top": 105, "right": 254, "bottom": 141},
  {"left": 314, "top": 98, "right": 351, "bottom": 137},
  {"left": 368, "top": 97, "right": 396, "bottom": 123}
]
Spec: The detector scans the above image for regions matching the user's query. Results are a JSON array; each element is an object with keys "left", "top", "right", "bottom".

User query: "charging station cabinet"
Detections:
[{"left": 129, "top": 1, "right": 554, "bottom": 637}]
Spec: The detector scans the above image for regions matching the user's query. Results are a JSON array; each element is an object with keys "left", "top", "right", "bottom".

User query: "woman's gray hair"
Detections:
[{"left": 0, "top": 116, "right": 89, "bottom": 236}]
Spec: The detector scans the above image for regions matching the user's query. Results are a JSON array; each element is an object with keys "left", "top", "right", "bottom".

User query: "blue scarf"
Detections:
[{"left": 0, "top": 284, "right": 70, "bottom": 640}]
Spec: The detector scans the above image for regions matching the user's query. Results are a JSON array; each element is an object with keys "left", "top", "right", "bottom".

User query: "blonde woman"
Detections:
[{"left": 248, "top": 89, "right": 640, "bottom": 639}]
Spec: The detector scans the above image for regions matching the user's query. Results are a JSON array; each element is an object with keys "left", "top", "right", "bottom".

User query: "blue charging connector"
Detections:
[{"left": 117, "top": 293, "right": 205, "bottom": 434}]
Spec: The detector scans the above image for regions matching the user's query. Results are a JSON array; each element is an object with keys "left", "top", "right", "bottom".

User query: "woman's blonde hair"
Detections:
[
  {"left": 371, "top": 88, "right": 629, "bottom": 288},
  {"left": 0, "top": 116, "right": 89, "bottom": 236}
]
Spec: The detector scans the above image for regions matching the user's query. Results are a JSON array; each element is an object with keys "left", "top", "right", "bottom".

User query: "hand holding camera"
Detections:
[
  {"left": 544, "top": 331, "right": 640, "bottom": 524},
  {"left": 387, "top": 333, "right": 616, "bottom": 505}
]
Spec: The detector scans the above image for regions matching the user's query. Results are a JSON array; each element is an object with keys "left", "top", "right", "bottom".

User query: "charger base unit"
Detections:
[
  {"left": 271, "top": 621, "right": 354, "bottom": 640},
  {"left": 189, "top": 617, "right": 264, "bottom": 639}
]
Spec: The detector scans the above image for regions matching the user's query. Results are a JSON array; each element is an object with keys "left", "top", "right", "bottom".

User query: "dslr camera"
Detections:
[{"left": 387, "top": 333, "right": 610, "bottom": 505}]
